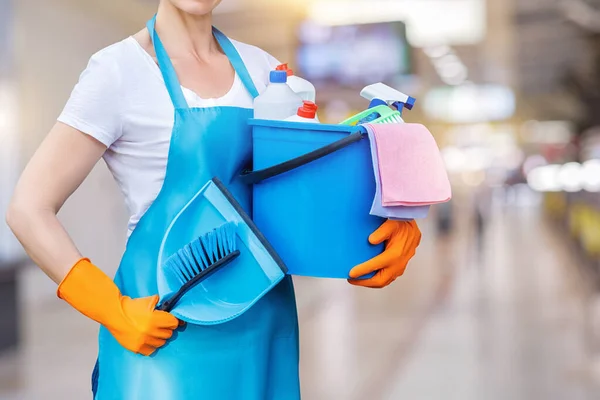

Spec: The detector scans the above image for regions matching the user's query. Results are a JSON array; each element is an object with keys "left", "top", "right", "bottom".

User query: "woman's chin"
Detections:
[{"left": 172, "top": 0, "right": 222, "bottom": 16}]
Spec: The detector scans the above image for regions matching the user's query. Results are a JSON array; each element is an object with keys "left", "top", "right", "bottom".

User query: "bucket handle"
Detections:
[{"left": 240, "top": 131, "right": 365, "bottom": 185}]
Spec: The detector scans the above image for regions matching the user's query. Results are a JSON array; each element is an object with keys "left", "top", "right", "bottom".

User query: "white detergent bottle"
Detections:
[
  {"left": 254, "top": 70, "right": 303, "bottom": 120},
  {"left": 285, "top": 101, "right": 320, "bottom": 123},
  {"left": 276, "top": 64, "right": 316, "bottom": 102}
]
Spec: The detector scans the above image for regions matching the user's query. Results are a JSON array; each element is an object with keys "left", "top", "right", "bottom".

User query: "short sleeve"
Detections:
[
  {"left": 263, "top": 51, "right": 281, "bottom": 71},
  {"left": 58, "top": 51, "right": 123, "bottom": 148}
]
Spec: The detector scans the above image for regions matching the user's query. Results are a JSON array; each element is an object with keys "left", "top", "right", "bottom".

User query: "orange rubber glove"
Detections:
[
  {"left": 57, "top": 258, "right": 180, "bottom": 356},
  {"left": 349, "top": 220, "right": 421, "bottom": 288}
]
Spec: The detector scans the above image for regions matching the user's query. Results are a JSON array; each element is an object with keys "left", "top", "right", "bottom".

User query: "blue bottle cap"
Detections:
[{"left": 270, "top": 70, "right": 288, "bottom": 83}]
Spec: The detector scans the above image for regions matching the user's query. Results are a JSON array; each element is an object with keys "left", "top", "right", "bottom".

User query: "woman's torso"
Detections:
[{"left": 58, "top": 35, "right": 279, "bottom": 234}]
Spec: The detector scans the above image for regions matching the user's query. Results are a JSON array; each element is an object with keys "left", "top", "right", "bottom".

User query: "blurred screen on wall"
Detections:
[{"left": 296, "top": 21, "right": 411, "bottom": 86}]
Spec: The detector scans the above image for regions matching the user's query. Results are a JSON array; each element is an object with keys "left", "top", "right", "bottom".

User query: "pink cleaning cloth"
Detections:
[{"left": 367, "top": 123, "right": 451, "bottom": 206}]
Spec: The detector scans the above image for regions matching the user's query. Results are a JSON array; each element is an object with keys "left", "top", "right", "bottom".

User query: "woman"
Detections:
[{"left": 6, "top": 0, "right": 422, "bottom": 398}]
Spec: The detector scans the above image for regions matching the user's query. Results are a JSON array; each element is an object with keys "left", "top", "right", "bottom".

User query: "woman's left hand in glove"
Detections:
[{"left": 348, "top": 219, "right": 421, "bottom": 288}]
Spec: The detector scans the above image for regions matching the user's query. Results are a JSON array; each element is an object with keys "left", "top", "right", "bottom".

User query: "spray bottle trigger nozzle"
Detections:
[{"left": 404, "top": 96, "right": 416, "bottom": 110}]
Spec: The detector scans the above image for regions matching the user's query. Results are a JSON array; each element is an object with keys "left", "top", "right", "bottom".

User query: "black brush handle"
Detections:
[{"left": 156, "top": 250, "right": 241, "bottom": 312}]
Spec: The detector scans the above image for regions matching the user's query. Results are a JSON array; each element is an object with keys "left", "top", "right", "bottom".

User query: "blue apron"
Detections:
[{"left": 92, "top": 17, "right": 300, "bottom": 400}]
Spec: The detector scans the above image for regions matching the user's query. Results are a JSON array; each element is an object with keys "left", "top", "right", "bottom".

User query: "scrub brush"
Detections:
[
  {"left": 156, "top": 222, "right": 240, "bottom": 312},
  {"left": 339, "top": 105, "right": 404, "bottom": 126}
]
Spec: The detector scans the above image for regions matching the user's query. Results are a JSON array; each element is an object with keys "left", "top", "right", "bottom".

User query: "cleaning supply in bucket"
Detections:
[
  {"left": 276, "top": 63, "right": 316, "bottom": 102},
  {"left": 254, "top": 70, "right": 303, "bottom": 120},
  {"left": 365, "top": 124, "right": 430, "bottom": 220},
  {"left": 340, "top": 83, "right": 417, "bottom": 126},
  {"left": 285, "top": 100, "right": 320, "bottom": 123},
  {"left": 340, "top": 104, "right": 404, "bottom": 126},
  {"left": 368, "top": 123, "right": 451, "bottom": 207},
  {"left": 338, "top": 83, "right": 416, "bottom": 126},
  {"left": 360, "top": 82, "right": 416, "bottom": 113},
  {"left": 357, "top": 99, "right": 388, "bottom": 124},
  {"left": 156, "top": 222, "right": 240, "bottom": 312}
]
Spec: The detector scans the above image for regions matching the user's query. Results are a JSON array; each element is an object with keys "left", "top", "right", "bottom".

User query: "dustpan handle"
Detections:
[{"left": 240, "top": 131, "right": 365, "bottom": 185}]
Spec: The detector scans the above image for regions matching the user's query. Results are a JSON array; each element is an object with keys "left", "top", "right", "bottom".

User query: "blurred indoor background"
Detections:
[{"left": 2, "top": 0, "right": 600, "bottom": 398}]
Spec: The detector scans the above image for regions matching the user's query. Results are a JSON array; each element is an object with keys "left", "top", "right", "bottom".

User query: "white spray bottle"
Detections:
[{"left": 360, "top": 83, "right": 416, "bottom": 116}]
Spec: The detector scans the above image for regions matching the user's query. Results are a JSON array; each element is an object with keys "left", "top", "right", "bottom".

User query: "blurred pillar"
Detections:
[
  {"left": 0, "top": 0, "right": 20, "bottom": 259},
  {"left": 483, "top": 0, "right": 517, "bottom": 88},
  {"left": 561, "top": 1, "right": 600, "bottom": 132},
  {"left": 513, "top": 0, "right": 589, "bottom": 120},
  {"left": 0, "top": 0, "right": 21, "bottom": 353}
]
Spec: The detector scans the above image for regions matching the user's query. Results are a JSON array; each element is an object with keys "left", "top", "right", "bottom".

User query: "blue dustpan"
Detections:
[{"left": 156, "top": 178, "right": 287, "bottom": 325}]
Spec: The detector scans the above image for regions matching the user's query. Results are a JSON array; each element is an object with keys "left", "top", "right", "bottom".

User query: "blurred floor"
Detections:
[{"left": 1, "top": 203, "right": 599, "bottom": 399}]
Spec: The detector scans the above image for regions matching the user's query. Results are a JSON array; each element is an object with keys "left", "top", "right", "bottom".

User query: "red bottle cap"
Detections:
[
  {"left": 297, "top": 101, "right": 318, "bottom": 119},
  {"left": 276, "top": 63, "right": 294, "bottom": 77}
]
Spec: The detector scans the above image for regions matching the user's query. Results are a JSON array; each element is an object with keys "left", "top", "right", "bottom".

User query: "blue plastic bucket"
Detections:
[{"left": 242, "top": 119, "right": 385, "bottom": 279}]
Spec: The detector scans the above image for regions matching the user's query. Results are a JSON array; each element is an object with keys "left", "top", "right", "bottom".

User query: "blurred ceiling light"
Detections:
[
  {"left": 440, "top": 67, "right": 469, "bottom": 86},
  {"left": 581, "top": 160, "right": 600, "bottom": 192},
  {"left": 423, "top": 46, "right": 469, "bottom": 86},
  {"left": 406, "top": 0, "right": 486, "bottom": 47},
  {"left": 308, "top": 0, "right": 486, "bottom": 47},
  {"left": 423, "top": 84, "right": 515, "bottom": 124},
  {"left": 423, "top": 45, "right": 451, "bottom": 58},
  {"left": 527, "top": 165, "right": 562, "bottom": 192},
  {"left": 307, "top": 0, "right": 408, "bottom": 28},
  {"left": 557, "top": 162, "right": 583, "bottom": 193},
  {"left": 437, "top": 55, "right": 468, "bottom": 83}
]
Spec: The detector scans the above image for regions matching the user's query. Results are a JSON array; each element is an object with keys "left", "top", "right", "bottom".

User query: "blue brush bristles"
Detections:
[{"left": 163, "top": 222, "right": 238, "bottom": 285}]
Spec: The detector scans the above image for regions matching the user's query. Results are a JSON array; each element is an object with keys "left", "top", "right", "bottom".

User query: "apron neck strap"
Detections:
[
  {"left": 146, "top": 16, "right": 187, "bottom": 109},
  {"left": 146, "top": 15, "right": 260, "bottom": 110},
  {"left": 212, "top": 28, "right": 260, "bottom": 99}
]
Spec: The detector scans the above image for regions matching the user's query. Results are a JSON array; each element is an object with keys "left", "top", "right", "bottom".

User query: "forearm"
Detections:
[
  {"left": 6, "top": 204, "right": 82, "bottom": 284},
  {"left": 6, "top": 122, "right": 108, "bottom": 284}
]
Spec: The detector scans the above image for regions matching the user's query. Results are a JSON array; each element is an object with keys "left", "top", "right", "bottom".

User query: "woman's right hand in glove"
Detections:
[{"left": 58, "top": 258, "right": 180, "bottom": 356}]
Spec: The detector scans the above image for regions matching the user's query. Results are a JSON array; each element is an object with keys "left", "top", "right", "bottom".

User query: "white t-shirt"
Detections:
[{"left": 58, "top": 36, "right": 279, "bottom": 234}]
